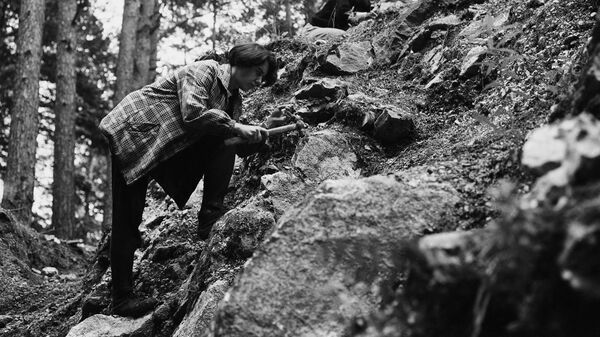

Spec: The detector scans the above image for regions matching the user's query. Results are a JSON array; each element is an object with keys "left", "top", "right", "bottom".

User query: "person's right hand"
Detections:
[{"left": 233, "top": 123, "right": 268, "bottom": 144}]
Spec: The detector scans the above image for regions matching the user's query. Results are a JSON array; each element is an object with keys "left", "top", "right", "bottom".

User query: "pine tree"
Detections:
[{"left": 2, "top": 0, "right": 46, "bottom": 225}]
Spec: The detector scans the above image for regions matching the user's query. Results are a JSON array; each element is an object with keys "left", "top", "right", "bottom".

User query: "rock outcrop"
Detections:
[{"left": 212, "top": 172, "right": 459, "bottom": 336}]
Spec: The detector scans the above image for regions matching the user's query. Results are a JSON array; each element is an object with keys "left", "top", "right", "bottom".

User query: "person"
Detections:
[
  {"left": 298, "top": 0, "right": 373, "bottom": 42},
  {"left": 98, "top": 43, "right": 286, "bottom": 317}
]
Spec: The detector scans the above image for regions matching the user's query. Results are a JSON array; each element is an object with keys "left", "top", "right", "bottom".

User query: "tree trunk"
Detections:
[
  {"left": 115, "top": 0, "right": 140, "bottom": 102},
  {"left": 212, "top": 0, "right": 217, "bottom": 52},
  {"left": 148, "top": 0, "right": 160, "bottom": 83},
  {"left": 2, "top": 0, "right": 45, "bottom": 225},
  {"left": 103, "top": 0, "right": 140, "bottom": 230},
  {"left": 133, "top": 0, "right": 156, "bottom": 89},
  {"left": 52, "top": 0, "right": 77, "bottom": 239},
  {"left": 285, "top": 0, "right": 293, "bottom": 36}
]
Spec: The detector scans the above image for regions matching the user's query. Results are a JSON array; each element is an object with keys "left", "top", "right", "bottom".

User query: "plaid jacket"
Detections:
[{"left": 99, "top": 60, "right": 242, "bottom": 187}]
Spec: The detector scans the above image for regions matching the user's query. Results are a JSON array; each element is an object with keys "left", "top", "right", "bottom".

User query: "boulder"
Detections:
[
  {"left": 294, "top": 78, "right": 348, "bottom": 100},
  {"left": 320, "top": 41, "right": 374, "bottom": 75},
  {"left": 460, "top": 46, "right": 487, "bottom": 77},
  {"left": 172, "top": 280, "right": 230, "bottom": 337},
  {"left": 208, "top": 198, "right": 277, "bottom": 260},
  {"left": 373, "top": 106, "right": 416, "bottom": 143},
  {"left": 65, "top": 313, "right": 153, "bottom": 337},
  {"left": 212, "top": 173, "right": 460, "bottom": 337}
]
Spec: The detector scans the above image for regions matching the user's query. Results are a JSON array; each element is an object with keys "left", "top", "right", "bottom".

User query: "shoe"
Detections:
[
  {"left": 111, "top": 293, "right": 158, "bottom": 318},
  {"left": 197, "top": 208, "right": 226, "bottom": 240},
  {"left": 81, "top": 295, "right": 108, "bottom": 320}
]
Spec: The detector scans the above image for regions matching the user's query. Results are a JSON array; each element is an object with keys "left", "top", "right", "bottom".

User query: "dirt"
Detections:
[{"left": 0, "top": 0, "right": 596, "bottom": 335}]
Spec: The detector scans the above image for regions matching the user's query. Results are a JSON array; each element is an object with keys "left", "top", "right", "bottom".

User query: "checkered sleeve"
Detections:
[{"left": 177, "top": 65, "right": 236, "bottom": 137}]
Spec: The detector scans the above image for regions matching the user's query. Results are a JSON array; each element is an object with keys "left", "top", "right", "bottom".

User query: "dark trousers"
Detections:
[{"left": 110, "top": 140, "right": 235, "bottom": 300}]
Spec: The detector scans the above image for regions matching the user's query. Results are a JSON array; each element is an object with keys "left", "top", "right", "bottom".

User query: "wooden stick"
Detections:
[{"left": 224, "top": 123, "right": 300, "bottom": 146}]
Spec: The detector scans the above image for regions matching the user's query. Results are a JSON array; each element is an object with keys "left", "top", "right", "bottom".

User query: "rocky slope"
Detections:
[{"left": 2, "top": 0, "right": 598, "bottom": 336}]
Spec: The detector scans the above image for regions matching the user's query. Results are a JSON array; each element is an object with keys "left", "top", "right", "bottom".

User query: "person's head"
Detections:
[{"left": 229, "top": 43, "right": 277, "bottom": 92}]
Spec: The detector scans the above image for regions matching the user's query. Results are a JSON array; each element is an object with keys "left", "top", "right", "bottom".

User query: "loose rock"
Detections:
[
  {"left": 320, "top": 41, "right": 374, "bottom": 75},
  {"left": 460, "top": 46, "right": 488, "bottom": 77},
  {"left": 373, "top": 106, "right": 416, "bottom": 144},
  {"left": 294, "top": 78, "right": 348, "bottom": 100},
  {"left": 66, "top": 313, "right": 153, "bottom": 337}
]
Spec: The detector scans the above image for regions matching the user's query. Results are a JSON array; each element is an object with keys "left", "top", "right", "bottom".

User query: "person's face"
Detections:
[{"left": 232, "top": 61, "right": 269, "bottom": 92}]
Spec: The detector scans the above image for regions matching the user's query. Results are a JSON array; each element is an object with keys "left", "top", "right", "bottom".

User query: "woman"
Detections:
[
  {"left": 298, "top": 0, "right": 373, "bottom": 42},
  {"left": 99, "top": 43, "right": 284, "bottom": 317}
]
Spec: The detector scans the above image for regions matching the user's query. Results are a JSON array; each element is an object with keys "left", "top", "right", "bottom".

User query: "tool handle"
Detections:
[{"left": 224, "top": 124, "right": 300, "bottom": 147}]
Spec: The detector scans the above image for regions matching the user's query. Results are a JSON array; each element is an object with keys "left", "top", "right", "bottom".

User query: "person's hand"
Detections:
[
  {"left": 264, "top": 108, "right": 291, "bottom": 129},
  {"left": 233, "top": 123, "right": 268, "bottom": 144}
]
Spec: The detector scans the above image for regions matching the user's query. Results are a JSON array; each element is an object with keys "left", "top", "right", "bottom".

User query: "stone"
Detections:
[
  {"left": 523, "top": 113, "right": 600, "bottom": 184},
  {"left": 208, "top": 198, "right": 277, "bottom": 260},
  {"left": 42, "top": 266, "right": 59, "bottom": 277},
  {"left": 460, "top": 46, "right": 488, "bottom": 77},
  {"left": 373, "top": 106, "right": 416, "bottom": 143},
  {"left": 560, "top": 202, "right": 600, "bottom": 298},
  {"left": 212, "top": 173, "right": 460, "bottom": 337},
  {"left": 320, "top": 41, "right": 374, "bottom": 75},
  {"left": 425, "top": 72, "right": 444, "bottom": 89},
  {"left": 260, "top": 172, "right": 306, "bottom": 216},
  {"left": 65, "top": 313, "right": 153, "bottom": 337},
  {"left": 423, "top": 45, "right": 444, "bottom": 74},
  {"left": 59, "top": 273, "right": 78, "bottom": 281},
  {"left": 0, "top": 315, "right": 13, "bottom": 329},
  {"left": 151, "top": 243, "right": 188, "bottom": 262},
  {"left": 292, "top": 129, "right": 360, "bottom": 185},
  {"left": 522, "top": 125, "right": 568, "bottom": 175},
  {"left": 418, "top": 230, "right": 488, "bottom": 283},
  {"left": 172, "top": 280, "right": 230, "bottom": 337},
  {"left": 294, "top": 78, "right": 348, "bottom": 100},
  {"left": 427, "top": 14, "right": 461, "bottom": 29}
]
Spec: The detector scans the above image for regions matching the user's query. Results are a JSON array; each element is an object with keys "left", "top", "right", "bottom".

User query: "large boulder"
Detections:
[
  {"left": 320, "top": 41, "right": 374, "bottom": 75},
  {"left": 211, "top": 172, "right": 460, "bottom": 336}
]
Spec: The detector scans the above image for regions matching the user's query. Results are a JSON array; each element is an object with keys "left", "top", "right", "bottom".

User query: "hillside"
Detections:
[{"left": 2, "top": 0, "right": 600, "bottom": 336}]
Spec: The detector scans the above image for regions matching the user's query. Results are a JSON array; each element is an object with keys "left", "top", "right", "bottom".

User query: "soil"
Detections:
[{"left": 0, "top": 0, "right": 595, "bottom": 335}]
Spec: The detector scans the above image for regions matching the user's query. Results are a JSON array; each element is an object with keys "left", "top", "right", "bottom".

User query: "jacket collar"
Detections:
[{"left": 217, "top": 63, "right": 235, "bottom": 97}]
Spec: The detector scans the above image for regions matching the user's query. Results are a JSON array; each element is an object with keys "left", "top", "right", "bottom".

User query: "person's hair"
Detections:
[{"left": 228, "top": 43, "right": 278, "bottom": 87}]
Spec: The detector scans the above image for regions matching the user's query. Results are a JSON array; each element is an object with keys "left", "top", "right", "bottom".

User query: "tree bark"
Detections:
[
  {"left": 133, "top": 0, "right": 157, "bottom": 89},
  {"left": 148, "top": 0, "right": 160, "bottom": 83},
  {"left": 103, "top": 0, "right": 140, "bottom": 230},
  {"left": 212, "top": 0, "right": 217, "bottom": 52},
  {"left": 285, "top": 0, "right": 293, "bottom": 36},
  {"left": 115, "top": 0, "right": 140, "bottom": 102},
  {"left": 52, "top": 0, "right": 77, "bottom": 239},
  {"left": 2, "top": 0, "right": 45, "bottom": 225}
]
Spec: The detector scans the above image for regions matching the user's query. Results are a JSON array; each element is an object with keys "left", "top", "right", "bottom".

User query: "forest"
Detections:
[{"left": 1, "top": 0, "right": 600, "bottom": 336}]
